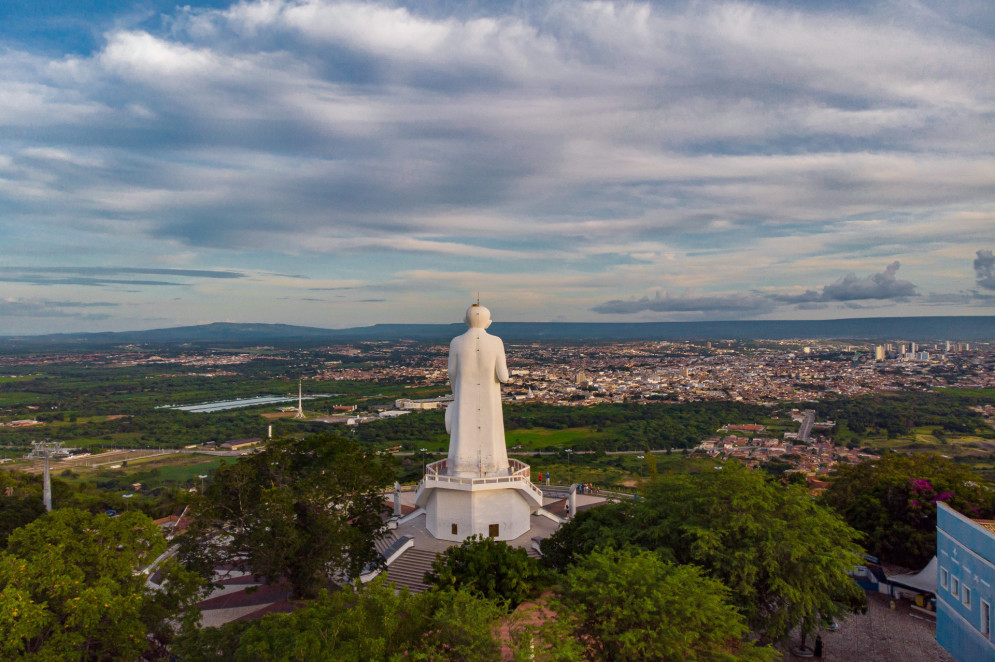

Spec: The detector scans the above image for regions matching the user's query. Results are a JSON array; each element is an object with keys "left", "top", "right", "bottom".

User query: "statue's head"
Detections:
[{"left": 465, "top": 303, "right": 492, "bottom": 329}]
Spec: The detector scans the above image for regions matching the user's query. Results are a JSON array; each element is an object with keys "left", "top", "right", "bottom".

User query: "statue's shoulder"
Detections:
[
  {"left": 481, "top": 332, "right": 505, "bottom": 351},
  {"left": 450, "top": 330, "right": 473, "bottom": 348}
]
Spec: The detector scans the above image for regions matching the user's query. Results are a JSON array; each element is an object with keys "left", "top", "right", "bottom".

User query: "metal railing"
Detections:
[
  {"left": 420, "top": 458, "right": 544, "bottom": 502},
  {"left": 538, "top": 485, "right": 639, "bottom": 501}
]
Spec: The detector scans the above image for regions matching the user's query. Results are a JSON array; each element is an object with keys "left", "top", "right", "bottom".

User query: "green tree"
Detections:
[
  {"left": 179, "top": 433, "right": 393, "bottom": 598},
  {"left": 537, "top": 500, "right": 641, "bottom": 570},
  {"left": 424, "top": 534, "right": 544, "bottom": 610},
  {"left": 173, "top": 576, "right": 503, "bottom": 662},
  {"left": 522, "top": 548, "right": 776, "bottom": 662},
  {"left": 0, "top": 471, "right": 45, "bottom": 549},
  {"left": 645, "top": 452, "right": 658, "bottom": 478},
  {"left": 0, "top": 497, "right": 46, "bottom": 550},
  {"left": 542, "top": 462, "right": 865, "bottom": 642},
  {"left": 823, "top": 453, "right": 995, "bottom": 568},
  {"left": 0, "top": 508, "right": 202, "bottom": 661}
]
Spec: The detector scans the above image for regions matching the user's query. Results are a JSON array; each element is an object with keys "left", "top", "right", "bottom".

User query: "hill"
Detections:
[{"left": 0, "top": 316, "right": 991, "bottom": 351}]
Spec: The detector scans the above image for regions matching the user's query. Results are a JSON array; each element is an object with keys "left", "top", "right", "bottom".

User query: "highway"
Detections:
[
  {"left": 12, "top": 447, "right": 248, "bottom": 474},
  {"left": 798, "top": 410, "right": 816, "bottom": 442}
]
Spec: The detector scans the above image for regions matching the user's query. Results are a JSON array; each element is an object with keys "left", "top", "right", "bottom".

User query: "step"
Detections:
[
  {"left": 385, "top": 548, "right": 440, "bottom": 593},
  {"left": 374, "top": 530, "right": 399, "bottom": 556}
]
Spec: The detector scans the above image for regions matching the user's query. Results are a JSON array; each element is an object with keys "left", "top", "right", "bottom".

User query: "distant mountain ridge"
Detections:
[{"left": 0, "top": 316, "right": 991, "bottom": 349}]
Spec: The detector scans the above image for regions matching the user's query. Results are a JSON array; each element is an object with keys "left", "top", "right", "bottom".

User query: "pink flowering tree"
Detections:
[{"left": 825, "top": 453, "right": 995, "bottom": 568}]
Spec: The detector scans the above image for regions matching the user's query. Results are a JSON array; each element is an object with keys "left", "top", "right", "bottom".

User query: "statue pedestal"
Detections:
[{"left": 415, "top": 458, "right": 544, "bottom": 542}]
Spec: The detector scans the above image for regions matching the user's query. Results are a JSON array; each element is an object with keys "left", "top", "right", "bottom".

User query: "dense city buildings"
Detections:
[{"left": 307, "top": 338, "right": 993, "bottom": 405}]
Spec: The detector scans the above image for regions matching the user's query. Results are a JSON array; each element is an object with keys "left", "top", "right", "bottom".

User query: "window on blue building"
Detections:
[
  {"left": 963, "top": 585, "right": 971, "bottom": 607},
  {"left": 953, "top": 576, "right": 960, "bottom": 597},
  {"left": 941, "top": 567, "right": 949, "bottom": 590},
  {"left": 982, "top": 600, "right": 991, "bottom": 639}
]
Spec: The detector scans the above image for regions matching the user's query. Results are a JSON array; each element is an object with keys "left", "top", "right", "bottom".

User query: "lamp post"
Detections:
[
  {"left": 565, "top": 449, "right": 573, "bottom": 465},
  {"left": 198, "top": 474, "right": 208, "bottom": 493},
  {"left": 637, "top": 455, "right": 644, "bottom": 477},
  {"left": 420, "top": 448, "right": 429, "bottom": 474}
]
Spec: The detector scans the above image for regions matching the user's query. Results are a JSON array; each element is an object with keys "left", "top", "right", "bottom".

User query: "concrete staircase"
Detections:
[
  {"left": 375, "top": 530, "right": 399, "bottom": 556},
  {"left": 385, "top": 548, "right": 439, "bottom": 593}
]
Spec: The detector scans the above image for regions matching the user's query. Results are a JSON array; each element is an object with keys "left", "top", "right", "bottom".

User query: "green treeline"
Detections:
[
  {"left": 354, "top": 401, "right": 771, "bottom": 451},
  {"left": 812, "top": 390, "right": 993, "bottom": 439},
  {"left": 504, "top": 401, "right": 769, "bottom": 450},
  {"left": 4, "top": 370, "right": 993, "bottom": 455},
  {"left": 353, "top": 409, "right": 447, "bottom": 446}
]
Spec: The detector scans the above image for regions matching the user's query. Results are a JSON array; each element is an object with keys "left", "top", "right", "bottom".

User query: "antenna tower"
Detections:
[
  {"left": 31, "top": 440, "right": 64, "bottom": 512},
  {"left": 294, "top": 380, "right": 305, "bottom": 419}
]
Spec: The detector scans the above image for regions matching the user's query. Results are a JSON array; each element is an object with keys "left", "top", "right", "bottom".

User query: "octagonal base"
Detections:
[{"left": 422, "top": 485, "right": 534, "bottom": 542}]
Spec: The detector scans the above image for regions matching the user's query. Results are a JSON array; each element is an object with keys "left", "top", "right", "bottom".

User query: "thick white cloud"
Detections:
[
  {"left": 0, "top": 0, "right": 993, "bottom": 331},
  {"left": 775, "top": 262, "right": 918, "bottom": 303}
]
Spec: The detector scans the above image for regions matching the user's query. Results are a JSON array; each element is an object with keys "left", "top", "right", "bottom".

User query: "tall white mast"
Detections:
[
  {"left": 31, "top": 440, "right": 62, "bottom": 512},
  {"left": 42, "top": 448, "right": 52, "bottom": 512},
  {"left": 294, "top": 380, "right": 305, "bottom": 419}
]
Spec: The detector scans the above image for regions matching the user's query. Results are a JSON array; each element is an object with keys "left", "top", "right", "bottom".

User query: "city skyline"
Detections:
[{"left": 1, "top": 0, "right": 993, "bottom": 335}]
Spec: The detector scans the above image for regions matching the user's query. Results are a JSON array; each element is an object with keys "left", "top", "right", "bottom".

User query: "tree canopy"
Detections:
[
  {"left": 0, "top": 508, "right": 202, "bottom": 661},
  {"left": 424, "top": 534, "right": 544, "bottom": 610},
  {"left": 823, "top": 452, "right": 995, "bottom": 568},
  {"left": 0, "top": 476, "right": 45, "bottom": 549},
  {"left": 522, "top": 547, "right": 777, "bottom": 662},
  {"left": 541, "top": 462, "right": 866, "bottom": 642},
  {"left": 173, "top": 576, "right": 503, "bottom": 662},
  {"left": 178, "top": 433, "right": 393, "bottom": 599}
]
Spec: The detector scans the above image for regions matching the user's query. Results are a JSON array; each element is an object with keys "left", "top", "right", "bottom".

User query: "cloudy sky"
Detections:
[{"left": 1, "top": 0, "right": 992, "bottom": 334}]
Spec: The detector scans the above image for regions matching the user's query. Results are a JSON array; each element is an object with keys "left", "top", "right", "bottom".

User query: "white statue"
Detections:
[
  {"left": 416, "top": 303, "right": 541, "bottom": 541},
  {"left": 445, "top": 304, "right": 510, "bottom": 476}
]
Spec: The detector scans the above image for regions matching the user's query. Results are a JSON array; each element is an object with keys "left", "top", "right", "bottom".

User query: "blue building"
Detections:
[{"left": 937, "top": 502, "right": 995, "bottom": 662}]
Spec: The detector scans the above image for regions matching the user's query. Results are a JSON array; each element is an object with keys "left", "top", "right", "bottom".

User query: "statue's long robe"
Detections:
[{"left": 445, "top": 328, "right": 510, "bottom": 476}]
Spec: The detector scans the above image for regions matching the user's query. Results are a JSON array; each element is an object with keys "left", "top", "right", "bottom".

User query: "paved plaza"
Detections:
[{"left": 780, "top": 592, "right": 954, "bottom": 662}]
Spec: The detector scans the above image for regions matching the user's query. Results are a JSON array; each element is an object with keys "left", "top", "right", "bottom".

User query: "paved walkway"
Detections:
[{"left": 779, "top": 593, "right": 953, "bottom": 662}]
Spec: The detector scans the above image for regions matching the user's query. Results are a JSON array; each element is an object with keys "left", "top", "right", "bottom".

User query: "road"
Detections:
[
  {"left": 10, "top": 447, "right": 248, "bottom": 474},
  {"left": 798, "top": 410, "right": 816, "bottom": 442}
]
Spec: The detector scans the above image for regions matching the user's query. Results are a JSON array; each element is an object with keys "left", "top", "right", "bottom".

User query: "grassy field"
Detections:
[
  {"left": 153, "top": 457, "right": 226, "bottom": 483},
  {"left": 505, "top": 427, "right": 604, "bottom": 451},
  {"left": 0, "top": 392, "right": 42, "bottom": 406},
  {"left": 853, "top": 428, "right": 995, "bottom": 458},
  {"left": 513, "top": 452, "right": 718, "bottom": 489},
  {"left": 60, "top": 453, "right": 227, "bottom": 487}
]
